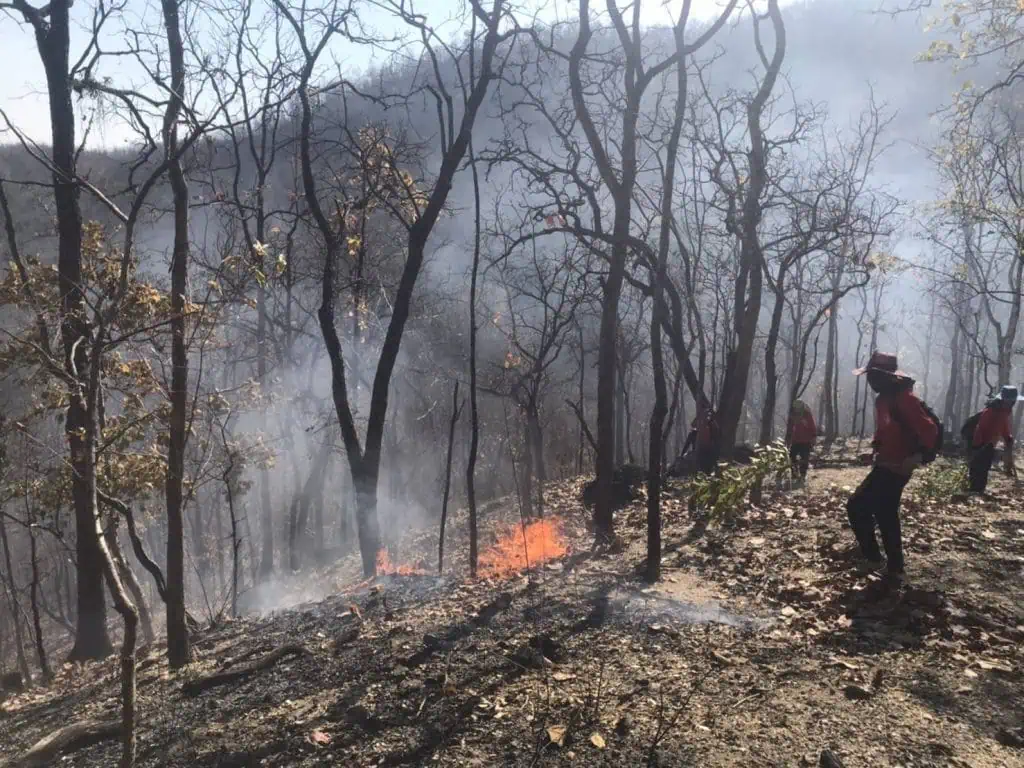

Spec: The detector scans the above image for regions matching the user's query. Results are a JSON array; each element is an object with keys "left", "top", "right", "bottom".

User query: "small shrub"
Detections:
[
  {"left": 686, "top": 440, "right": 791, "bottom": 522},
  {"left": 914, "top": 462, "right": 967, "bottom": 501}
]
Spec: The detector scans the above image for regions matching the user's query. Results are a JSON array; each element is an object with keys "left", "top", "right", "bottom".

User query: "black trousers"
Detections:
[
  {"left": 846, "top": 466, "right": 910, "bottom": 574},
  {"left": 789, "top": 443, "right": 812, "bottom": 479},
  {"left": 696, "top": 445, "right": 719, "bottom": 475},
  {"left": 969, "top": 443, "right": 996, "bottom": 493}
]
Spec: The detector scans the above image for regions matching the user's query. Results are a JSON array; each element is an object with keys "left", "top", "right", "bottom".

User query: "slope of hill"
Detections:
[{"left": 2, "top": 454, "right": 1022, "bottom": 767}]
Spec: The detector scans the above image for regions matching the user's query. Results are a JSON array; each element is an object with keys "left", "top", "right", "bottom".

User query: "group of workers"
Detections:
[{"left": 682, "top": 350, "right": 1020, "bottom": 594}]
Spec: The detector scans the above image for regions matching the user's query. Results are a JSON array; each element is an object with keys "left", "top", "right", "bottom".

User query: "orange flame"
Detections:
[
  {"left": 478, "top": 517, "right": 569, "bottom": 579},
  {"left": 376, "top": 548, "right": 427, "bottom": 576}
]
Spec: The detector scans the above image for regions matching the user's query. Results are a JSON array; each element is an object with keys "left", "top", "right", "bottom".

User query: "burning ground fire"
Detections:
[
  {"left": 373, "top": 517, "right": 569, "bottom": 580},
  {"left": 478, "top": 517, "right": 568, "bottom": 579},
  {"left": 375, "top": 549, "right": 428, "bottom": 576}
]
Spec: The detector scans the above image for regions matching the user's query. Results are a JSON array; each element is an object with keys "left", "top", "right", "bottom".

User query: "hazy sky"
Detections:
[{"left": 0, "top": 0, "right": 776, "bottom": 147}]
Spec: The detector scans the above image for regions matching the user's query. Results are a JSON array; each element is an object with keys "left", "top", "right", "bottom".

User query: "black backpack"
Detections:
[
  {"left": 960, "top": 411, "right": 982, "bottom": 446},
  {"left": 890, "top": 396, "right": 944, "bottom": 464}
]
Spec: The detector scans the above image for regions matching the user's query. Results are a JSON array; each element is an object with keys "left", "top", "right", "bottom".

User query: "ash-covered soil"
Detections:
[{"left": 3, "top": 452, "right": 1024, "bottom": 767}]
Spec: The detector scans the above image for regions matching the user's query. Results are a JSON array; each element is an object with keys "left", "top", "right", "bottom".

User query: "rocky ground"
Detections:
[{"left": 2, "top": 450, "right": 1024, "bottom": 767}]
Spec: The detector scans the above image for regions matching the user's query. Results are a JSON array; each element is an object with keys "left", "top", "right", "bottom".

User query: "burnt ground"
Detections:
[{"left": 2, "top": 451, "right": 1024, "bottom": 768}]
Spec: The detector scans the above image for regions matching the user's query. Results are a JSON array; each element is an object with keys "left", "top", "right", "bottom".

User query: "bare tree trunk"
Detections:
[
  {"left": 944, "top": 319, "right": 962, "bottom": 428},
  {"left": 858, "top": 289, "right": 882, "bottom": 437},
  {"left": 850, "top": 289, "right": 868, "bottom": 434},
  {"left": 282, "top": 0, "right": 505, "bottom": 576},
  {"left": 528, "top": 405, "right": 546, "bottom": 517},
  {"left": 576, "top": 325, "right": 586, "bottom": 474},
  {"left": 568, "top": 0, "right": 638, "bottom": 543},
  {"left": 466, "top": 140, "right": 482, "bottom": 576},
  {"left": 822, "top": 259, "right": 842, "bottom": 446},
  {"left": 615, "top": 342, "right": 626, "bottom": 467},
  {"left": 28, "top": 522, "right": 51, "bottom": 681},
  {"left": 0, "top": 513, "right": 31, "bottom": 685},
  {"left": 716, "top": 0, "right": 786, "bottom": 453},
  {"left": 162, "top": 0, "right": 192, "bottom": 671},
  {"left": 647, "top": 9, "right": 693, "bottom": 582},
  {"left": 15, "top": 0, "right": 114, "bottom": 663},
  {"left": 290, "top": 437, "right": 332, "bottom": 570},
  {"left": 105, "top": 526, "right": 154, "bottom": 646},
  {"left": 520, "top": 413, "right": 535, "bottom": 519},
  {"left": 93, "top": 497, "right": 139, "bottom": 768},
  {"left": 438, "top": 382, "right": 461, "bottom": 575},
  {"left": 922, "top": 293, "right": 936, "bottom": 402},
  {"left": 191, "top": 503, "right": 208, "bottom": 590},
  {"left": 760, "top": 280, "right": 788, "bottom": 444}
]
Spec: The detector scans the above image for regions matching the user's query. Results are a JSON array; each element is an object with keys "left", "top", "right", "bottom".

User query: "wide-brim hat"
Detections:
[
  {"left": 999, "top": 385, "right": 1024, "bottom": 402},
  {"left": 852, "top": 351, "right": 912, "bottom": 379}
]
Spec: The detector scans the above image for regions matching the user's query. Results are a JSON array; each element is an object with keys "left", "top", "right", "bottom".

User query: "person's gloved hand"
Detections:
[{"left": 899, "top": 453, "right": 923, "bottom": 475}]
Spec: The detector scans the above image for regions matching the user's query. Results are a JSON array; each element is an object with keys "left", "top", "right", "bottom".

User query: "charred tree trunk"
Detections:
[
  {"left": 520, "top": 411, "right": 535, "bottom": 519},
  {"left": 576, "top": 326, "right": 586, "bottom": 474},
  {"left": 282, "top": 0, "right": 505, "bottom": 576},
  {"left": 647, "top": 10, "right": 692, "bottom": 582},
  {"left": 850, "top": 289, "right": 868, "bottom": 434},
  {"left": 760, "top": 275, "right": 789, "bottom": 444},
  {"left": 567, "top": 0, "right": 639, "bottom": 543},
  {"left": 438, "top": 382, "right": 461, "bottom": 575},
  {"left": 162, "top": 0, "right": 192, "bottom": 671},
  {"left": 943, "top": 318, "right": 962, "bottom": 428},
  {"left": 615, "top": 342, "right": 626, "bottom": 467},
  {"left": 716, "top": 0, "right": 786, "bottom": 454},
  {"left": 528, "top": 404, "right": 546, "bottom": 517},
  {"left": 466, "top": 141, "right": 482, "bottom": 576},
  {"left": 291, "top": 437, "right": 332, "bottom": 570},
  {"left": 0, "top": 512, "right": 31, "bottom": 685},
  {"left": 822, "top": 301, "right": 838, "bottom": 446},
  {"left": 18, "top": 0, "right": 114, "bottom": 663},
  {"left": 28, "top": 522, "right": 51, "bottom": 681},
  {"left": 922, "top": 293, "right": 936, "bottom": 402}
]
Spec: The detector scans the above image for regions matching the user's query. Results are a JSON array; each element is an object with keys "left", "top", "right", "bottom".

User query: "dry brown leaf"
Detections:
[
  {"left": 590, "top": 732, "right": 606, "bottom": 749},
  {"left": 548, "top": 725, "right": 567, "bottom": 746},
  {"left": 308, "top": 729, "right": 331, "bottom": 746},
  {"left": 552, "top": 672, "right": 575, "bottom": 682}
]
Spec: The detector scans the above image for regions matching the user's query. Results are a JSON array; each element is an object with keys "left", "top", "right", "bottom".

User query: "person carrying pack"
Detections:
[
  {"left": 967, "top": 385, "right": 1022, "bottom": 494},
  {"left": 846, "top": 352, "right": 939, "bottom": 591},
  {"left": 681, "top": 400, "right": 720, "bottom": 475},
  {"left": 786, "top": 399, "right": 816, "bottom": 483},
  {"left": 961, "top": 411, "right": 982, "bottom": 453}
]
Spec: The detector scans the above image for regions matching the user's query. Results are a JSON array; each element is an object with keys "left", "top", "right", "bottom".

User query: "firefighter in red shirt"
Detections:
[
  {"left": 785, "top": 399, "right": 816, "bottom": 483},
  {"left": 681, "top": 400, "right": 720, "bottom": 475},
  {"left": 847, "top": 352, "right": 939, "bottom": 588},
  {"left": 969, "top": 385, "right": 1021, "bottom": 494}
]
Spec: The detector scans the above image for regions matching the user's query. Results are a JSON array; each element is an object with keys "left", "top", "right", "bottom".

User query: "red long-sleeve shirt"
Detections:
[
  {"left": 973, "top": 406, "right": 1013, "bottom": 447},
  {"left": 788, "top": 410, "right": 817, "bottom": 445},
  {"left": 692, "top": 413, "right": 716, "bottom": 449},
  {"left": 873, "top": 390, "right": 938, "bottom": 469}
]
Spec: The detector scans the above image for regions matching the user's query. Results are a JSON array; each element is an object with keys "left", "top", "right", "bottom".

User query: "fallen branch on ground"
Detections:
[
  {"left": 5, "top": 718, "right": 120, "bottom": 767},
  {"left": 181, "top": 644, "right": 308, "bottom": 697}
]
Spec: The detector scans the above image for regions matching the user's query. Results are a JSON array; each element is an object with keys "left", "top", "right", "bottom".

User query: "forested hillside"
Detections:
[{"left": 1, "top": 0, "right": 1022, "bottom": 764}]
